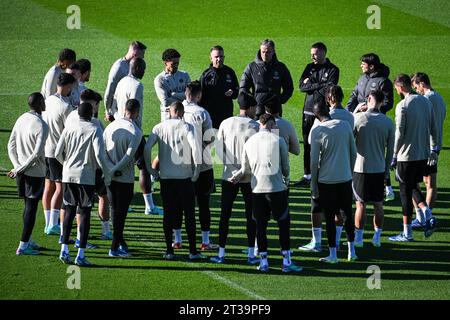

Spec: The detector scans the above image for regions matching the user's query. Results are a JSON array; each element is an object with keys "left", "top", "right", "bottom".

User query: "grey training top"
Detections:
[
  {"left": 353, "top": 109, "right": 394, "bottom": 175},
  {"left": 425, "top": 90, "right": 446, "bottom": 150},
  {"left": 104, "top": 57, "right": 130, "bottom": 116},
  {"left": 310, "top": 119, "right": 356, "bottom": 199},
  {"left": 394, "top": 94, "right": 437, "bottom": 161}
]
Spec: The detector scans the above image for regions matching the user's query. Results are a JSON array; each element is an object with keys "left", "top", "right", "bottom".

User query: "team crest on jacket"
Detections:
[
  {"left": 226, "top": 74, "right": 232, "bottom": 83},
  {"left": 371, "top": 82, "right": 377, "bottom": 87},
  {"left": 273, "top": 71, "right": 280, "bottom": 80},
  {"left": 179, "top": 79, "right": 184, "bottom": 83}
]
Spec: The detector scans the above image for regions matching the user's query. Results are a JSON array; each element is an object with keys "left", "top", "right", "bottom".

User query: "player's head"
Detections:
[
  {"left": 77, "top": 59, "right": 91, "bottom": 82},
  {"left": 311, "top": 42, "right": 327, "bottom": 64},
  {"left": 210, "top": 45, "right": 225, "bottom": 69},
  {"left": 259, "top": 113, "right": 276, "bottom": 130},
  {"left": 237, "top": 92, "right": 257, "bottom": 118},
  {"left": 260, "top": 39, "right": 275, "bottom": 63},
  {"left": 66, "top": 62, "right": 81, "bottom": 82},
  {"left": 411, "top": 72, "right": 431, "bottom": 95},
  {"left": 367, "top": 90, "right": 384, "bottom": 109},
  {"left": 394, "top": 73, "right": 412, "bottom": 96},
  {"left": 28, "top": 92, "right": 45, "bottom": 113},
  {"left": 262, "top": 94, "right": 281, "bottom": 115},
  {"left": 325, "top": 84, "right": 344, "bottom": 106},
  {"left": 360, "top": 53, "right": 380, "bottom": 74},
  {"left": 80, "top": 89, "right": 102, "bottom": 116},
  {"left": 185, "top": 80, "right": 202, "bottom": 103},
  {"left": 56, "top": 73, "right": 77, "bottom": 96},
  {"left": 130, "top": 57, "right": 146, "bottom": 79},
  {"left": 125, "top": 98, "right": 140, "bottom": 120},
  {"left": 313, "top": 101, "right": 330, "bottom": 121},
  {"left": 78, "top": 102, "right": 93, "bottom": 121},
  {"left": 162, "top": 48, "right": 181, "bottom": 74},
  {"left": 127, "top": 41, "right": 147, "bottom": 59},
  {"left": 57, "top": 48, "right": 76, "bottom": 69},
  {"left": 169, "top": 101, "right": 184, "bottom": 119}
]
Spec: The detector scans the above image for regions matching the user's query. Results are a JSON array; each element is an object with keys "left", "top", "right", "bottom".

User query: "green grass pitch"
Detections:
[{"left": 0, "top": 0, "right": 449, "bottom": 300}]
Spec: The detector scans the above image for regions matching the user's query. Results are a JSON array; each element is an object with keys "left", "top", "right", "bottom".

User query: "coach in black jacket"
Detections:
[
  {"left": 239, "top": 39, "right": 293, "bottom": 117},
  {"left": 346, "top": 53, "right": 393, "bottom": 114},
  {"left": 199, "top": 46, "right": 239, "bottom": 129},
  {"left": 296, "top": 42, "right": 339, "bottom": 187}
]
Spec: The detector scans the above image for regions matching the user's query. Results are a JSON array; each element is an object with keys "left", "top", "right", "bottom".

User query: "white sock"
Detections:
[
  {"left": 174, "top": 229, "right": 182, "bottom": 243},
  {"left": 77, "top": 225, "right": 80, "bottom": 241},
  {"left": 19, "top": 241, "right": 28, "bottom": 250},
  {"left": 386, "top": 185, "right": 393, "bottom": 193},
  {"left": 312, "top": 228, "right": 322, "bottom": 245},
  {"left": 403, "top": 224, "right": 412, "bottom": 238},
  {"left": 44, "top": 210, "right": 51, "bottom": 228},
  {"left": 60, "top": 220, "right": 64, "bottom": 236},
  {"left": 416, "top": 208, "right": 424, "bottom": 223},
  {"left": 282, "top": 250, "right": 291, "bottom": 266},
  {"left": 303, "top": 174, "right": 311, "bottom": 180},
  {"left": 347, "top": 241, "right": 356, "bottom": 257},
  {"left": 61, "top": 244, "right": 69, "bottom": 254},
  {"left": 143, "top": 193, "right": 155, "bottom": 210},
  {"left": 77, "top": 248, "right": 85, "bottom": 259},
  {"left": 374, "top": 227, "right": 382, "bottom": 242},
  {"left": 248, "top": 247, "right": 255, "bottom": 258},
  {"left": 329, "top": 247, "right": 337, "bottom": 259},
  {"left": 102, "top": 220, "right": 110, "bottom": 234},
  {"left": 218, "top": 247, "right": 225, "bottom": 258},
  {"left": 260, "top": 252, "right": 268, "bottom": 267},
  {"left": 336, "top": 226, "right": 343, "bottom": 247},
  {"left": 49, "top": 209, "right": 60, "bottom": 227},
  {"left": 201, "top": 231, "right": 210, "bottom": 245},
  {"left": 355, "top": 229, "right": 364, "bottom": 243},
  {"left": 422, "top": 207, "right": 432, "bottom": 221}
]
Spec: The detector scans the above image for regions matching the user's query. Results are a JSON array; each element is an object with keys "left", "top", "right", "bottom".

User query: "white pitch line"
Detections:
[{"left": 126, "top": 230, "right": 266, "bottom": 300}]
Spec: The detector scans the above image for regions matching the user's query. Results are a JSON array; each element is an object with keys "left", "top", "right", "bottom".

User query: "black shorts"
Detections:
[
  {"left": 396, "top": 160, "right": 427, "bottom": 185},
  {"left": 95, "top": 169, "right": 107, "bottom": 196},
  {"left": 17, "top": 175, "right": 44, "bottom": 199},
  {"left": 352, "top": 172, "right": 385, "bottom": 203},
  {"left": 63, "top": 183, "right": 95, "bottom": 208},
  {"left": 45, "top": 157, "right": 62, "bottom": 182},
  {"left": 195, "top": 169, "right": 215, "bottom": 196},
  {"left": 135, "top": 136, "right": 147, "bottom": 170},
  {"left": 252, "top": 190, "right": 289, "bottom": 222},
  {"left": 423, "top": 164, "right": 437, "bottom": 176}
]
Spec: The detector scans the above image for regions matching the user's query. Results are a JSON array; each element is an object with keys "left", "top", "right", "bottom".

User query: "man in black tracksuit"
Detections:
[
  {"left": 346, "top": 53, "right": 394, "bottom": 200},
  {"left": 346, "top": 53, "right": 393, "bottom": 114},
  {"left": 199, "top": 45, "right": 239, "bottom": 129},
  {"left": 239, "top": 39, "right": 293, "bottom": 117},
  {"left": 296, "top": 42, "right": 339, "bottom": 187}
]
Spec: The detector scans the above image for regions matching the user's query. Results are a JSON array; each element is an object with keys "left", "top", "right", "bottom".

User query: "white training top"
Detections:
[
  {"left": 104, "top": 57, "right": 130, "bottom": 116},
  {"left": 43, "top": 93, "right": 75, "bottom": 158},
  {"left": 183, "top": 100, "right": 214, "bottom": 172},
  {"left": 8, "top": 111, "right": 49, "bottom": 177},
  {"left": 145, "top": 119, "right": 202, "bottom": 180},
  {"left": 103, "top": 118, "right": 143, "bottom": 184},
  {"left": 41, "top": 65, "right": 63, "bottom": 99},
  {"left": 55, "top": 119, "right": 111, "bottom": 185},
  {"left": 112, "top": 75, "right": 144, "bottom": 129},
  {"left": 216, "top": 115, "right": 259, "bottom": 183}
]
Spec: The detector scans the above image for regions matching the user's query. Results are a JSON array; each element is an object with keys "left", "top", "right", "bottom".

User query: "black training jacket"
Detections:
[
  {"left": 299, "top": 58, "right": 340, "bottom": 114},
  {"left": 199, "top": 64, "right": 239, "bottom": 129},
  {"left": 345, "top": 63, "right": 394, "bottom": 114},
  {"left": 239, "top": 51, "right": 294, "bottom": 107}
]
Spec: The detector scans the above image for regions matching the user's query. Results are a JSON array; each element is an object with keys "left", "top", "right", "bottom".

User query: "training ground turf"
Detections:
[{"left": 0, "top": 0, "right": 449, "bottom": 300}]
